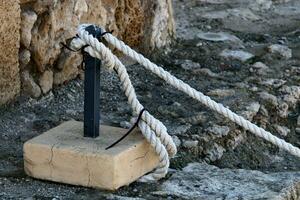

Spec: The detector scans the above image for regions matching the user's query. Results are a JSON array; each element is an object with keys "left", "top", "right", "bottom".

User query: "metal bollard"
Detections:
[{"left": 83, "top": 25, "right": 102, "bottom": 138}]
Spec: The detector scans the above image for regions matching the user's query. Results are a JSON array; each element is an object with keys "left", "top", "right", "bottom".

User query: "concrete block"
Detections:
[{"left": 24, "top": 120, "right": 159, "bottom": 190}]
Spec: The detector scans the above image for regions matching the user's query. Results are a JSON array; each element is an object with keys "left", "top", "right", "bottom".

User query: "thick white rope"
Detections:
[
  {"left": 70, "top": 25, "right": 176, "bottom": 181},
  {"left": 71, "top": 24, "right": 300, "bottom": 181},
  {"left": 102, "top": 29, "right": 300, "bottom": 158}
]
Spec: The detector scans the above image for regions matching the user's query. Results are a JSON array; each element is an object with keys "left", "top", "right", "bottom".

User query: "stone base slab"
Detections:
[{"left": 23, "top": 120, "right": 159, "bottom": 190}]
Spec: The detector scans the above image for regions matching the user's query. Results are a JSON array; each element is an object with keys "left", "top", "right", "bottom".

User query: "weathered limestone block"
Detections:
[
  {"left": 17, "top": 0, "right": 174, "bottom": 99},
  {"left": 24, "top": 121, "right": 159, "bottom": 190},
  {"left": 0, "top": 1, "right": 21, "bottom": 104}
]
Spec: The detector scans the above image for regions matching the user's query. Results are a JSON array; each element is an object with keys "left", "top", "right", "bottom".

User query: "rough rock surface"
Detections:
[
  {"left": 0, "top": 0, "right": 300, "bottom": 199},
  {"left": 0, "top": 0, "right": 175, "bottom": 104},
  {"left": 21, "top": 71, "right": 41, "bottom": 98},
  {"left": 155, "top": 163, "right": 300, "bottom": 200},
  {"left": 0, "top": 1, "right": 21, "bottom": 105}
]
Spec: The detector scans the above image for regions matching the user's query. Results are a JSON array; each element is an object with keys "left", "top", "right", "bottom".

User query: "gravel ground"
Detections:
[{"left": 1, "top": 0, "right": 300, "bottom": 199}]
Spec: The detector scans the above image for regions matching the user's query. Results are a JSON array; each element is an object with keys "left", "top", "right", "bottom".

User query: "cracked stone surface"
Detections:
[{"left": 154, "top": 163, "right": 300, "bottom": 200}]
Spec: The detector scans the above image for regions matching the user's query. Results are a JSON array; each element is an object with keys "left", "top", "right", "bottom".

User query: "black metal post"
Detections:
[{"left": 83, "top": 25, "right": 102, "bottom": 138}]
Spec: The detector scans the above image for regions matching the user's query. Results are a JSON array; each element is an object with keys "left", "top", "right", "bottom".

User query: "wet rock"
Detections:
[
  {"left": 20, "top": 10, "right": 37, "bottom": 48},
  {"left": 250, "top": 62, "right": 270, "bottom": 75},
  {"left": 179, "top": 60, "right": 201, "bottom": 70},
  {"left": 274, "top": 124, "right": 290, "bottom": 137},
  {"left": 220, "top": 49, "right": 254, "bottom": 62},
  {"left": 197, "top": 32, "right": 241, "bottom": 43},
  {"left": 21, "top": 71, "right": 41, "bottom": 98},
  {"left": 39, "top": 70, "right": 53, "bottom": 94},
  {"left": 207, "top": 88, "right": 235, "bottom": 97},
  {"left": 155, "top": 162, "right": 300, "bottom": 200},
  {"left": 268, "top": 44, "right": 292, "bottom": 59},
  {"left": 207, "top": 124, "right": 230, "bottom": 138},
  {"left": 259, "top": 92, "right": 278, "bottom": 107}
]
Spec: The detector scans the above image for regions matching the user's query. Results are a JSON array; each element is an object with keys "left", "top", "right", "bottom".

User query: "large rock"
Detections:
[
  {"left": 20, "top": 10, "right": 37, "bottom": 49},
  {"left": 155, "top": 163, "right": 300, "bottom": 200},
  {"left": 0, "top": 0, "right": 175, "bottom": 105},
  {"left": 0, "top": 1, "right": 21, "bottom": 105},
  {"left": 21, "top": 0, "right": 175, "bottom": 73},
  {"left": 21, "top": 71, "right": 41, "bottom": 98}
]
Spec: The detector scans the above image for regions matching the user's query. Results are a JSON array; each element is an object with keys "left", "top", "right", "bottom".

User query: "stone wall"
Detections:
[
  {"left": 0, "top": 1, "right": 21, "bottom": 104},
  {"left": 0, "top": 0, "right": 175, "bottom": 105}
]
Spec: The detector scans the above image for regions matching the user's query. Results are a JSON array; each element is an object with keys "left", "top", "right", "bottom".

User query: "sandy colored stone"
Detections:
[
  {"left": 39, "top": 70, "right": 53, "bottom": 94},
  {"left": 0, "top": 0, "right": 21, "bottom": 105},
  {"left": 0, "top": 0, "right": 174, "bottom": 103},
  {"left": 54, "top": 52, "right": 81, "bottom": 85},
  {"left": 23, "top": 121, "right": 159, "bottom": 190},
  {"left": 26, "top": 0, "right": 174, "bottom": 72},
  {"left": 21, "top": 70, "right": 41, "bottom": 98},
  {"left": 20, "top": 10, "right": 37, "bottom": 48}
]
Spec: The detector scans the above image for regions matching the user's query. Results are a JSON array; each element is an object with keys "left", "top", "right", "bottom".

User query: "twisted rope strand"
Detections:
[
  {"left": 101, "top": 27, "right": 300, "bottom": 158},
  {"left": 71, "top": 24, "right": 300, "bottom": 182}
]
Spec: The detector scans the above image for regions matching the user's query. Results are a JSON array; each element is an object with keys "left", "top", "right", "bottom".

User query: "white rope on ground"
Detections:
[
  {"left": 70, "top": 24, "right": 300, "bottom": 181},
  {"left": 71, "top": 25, "right": 176, "bottom": 182}
]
